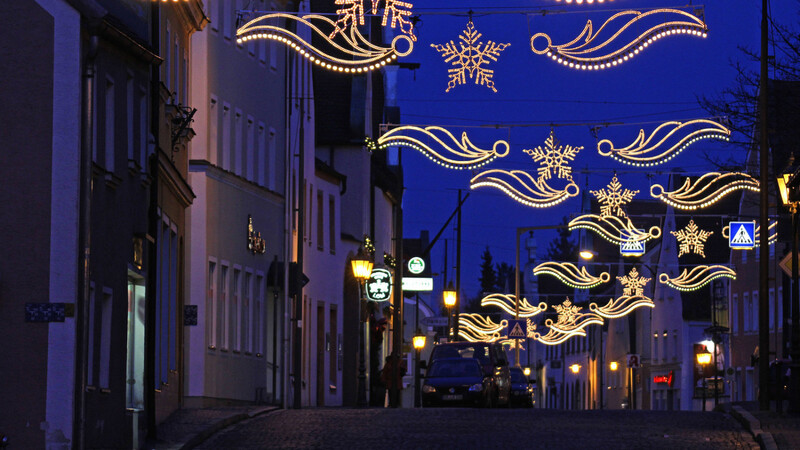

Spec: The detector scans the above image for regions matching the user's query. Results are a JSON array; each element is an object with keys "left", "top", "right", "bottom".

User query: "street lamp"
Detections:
[
  {"left": 696, "top": 347, "right": 712, "bottom": 412},
  {"left": 523, "top": 367, "right": 531, "bottom": 377},
  {"left": 413, "top": 330, "right": 426, "bottom": 407},
  {"left": 609, "top": 361, "right": 618, "bottom": 371},
  {"left": 570, "top": 363, "right": 581, "bottom": 374},
  {"left": 777, "top": 157, "right": 800, "bottom": 413},
  {"left": 351, "top": 248, "right": 373, "bottom": 407},
  {"left": 443, "top": 282, "right": 457, "bottom": 341}
]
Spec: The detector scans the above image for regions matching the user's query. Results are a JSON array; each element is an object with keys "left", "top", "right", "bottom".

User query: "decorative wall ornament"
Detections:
[
  {"left": 431, "top": 20, "right": 510, "bottom": 92},
  {"left": 480, "top": 293, "right": 547, "bottom": 318},
  {"left": 658, "top": 265, "right": 736, "bottom": 291},
  {"left": 590, "top": 175, "right": 638, "bottom": 218},
  {"left": 650, "top": 172, "right": 760, "bottom": 210},
  {"left": 366, "top": 126, "right": 510, "bottom": 170},
  {"left": 236, "top": 13, "right": 413, "bottom": 73},
  {"left": 330, "top": 0, "right": 416, "bottom": 41},
  {"left": 530, "top": 8, "right": 707, "bottom": 70},
  {"left": 569, "top": 213, "right": 661, "bottom": 244},
  {"left": 532, "top": 262, "right": 611, "bottom": 289},
  {"left": 722, "top": 220, "right": 776, "bottom": 245},
  {"left": 248, "top": 215, "right": 267, "bottom": 254},
  {"left": 523, "top": 130, "right": 583, "bottom": 181},
  {"left": 596, "top": 119, "right": 730, "bottom": 167},
  {"left": 671, "top": 219, "right": 713, "bottom": 257},
  {"left": 470, "top": 170, "right": 580, "bottom": 208},
  {"left": 589, "top": 267, "right": 653, "bottom": 319}
]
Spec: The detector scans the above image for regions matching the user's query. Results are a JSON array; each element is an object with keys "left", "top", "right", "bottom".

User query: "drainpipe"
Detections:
[{"left": 74, "top": 32, "right": 99, "bottom": 450}]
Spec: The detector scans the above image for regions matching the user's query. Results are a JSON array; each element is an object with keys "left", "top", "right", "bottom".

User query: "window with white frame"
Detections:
[
  {"left": 246, "top": 116, "right": 255, "bottom": 181},
  {"left": 139, "top": 86, "right": 148, "bottom": 169},
  {"left": 743, "top": 292, "right": 751, "bottom": 332},
  {"left": 235, "top": 109, "right": 243, "bottom": 176},
  {"left": 672, "top": 330, "right": 678, "bottom": 360},
  {"left": 104, "top": 76, "right": 115, "bottom": 173},
  {"left": 731, "top": 293, "right": 738, "bottom": 334},
  {"left": 127, "top": 74, "right": 134, "bottom": 162},
  {"left": 268, "top": 128, "right": 277, "bottom": 191},
  {"left": 257, "top": 123, "right": 266, "bottom": 186},
  {"left": 243, "top": 270, "right": 252, "bottom": 353},
  {"left": 254, "top": 273, "right": 264, "bottom": 355},
  {"left": 207, "top": 260, "right": 217, "bottom": 348},
  {"left": 769, "top": 288, "right": 775, "bottom": 330},
  {"left": 222, "top": 103, "right": 231, "bottom": 171},
  {"left": 752, "top": 290, "right": 759, "bottom": 333},
  {"left": 219, "top": 263, "right": 229, "bottom": 349},
  {"left": 231, "top": 267, "right": 241, "bottom": 351}
]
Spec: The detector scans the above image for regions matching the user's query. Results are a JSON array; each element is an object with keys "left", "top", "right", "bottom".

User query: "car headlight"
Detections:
[
  {"left": 468, "top": 383, "right": 483, "bottom": 392},
  {"left": 422, "top": 385, "right": 436, "bottom": 394}
]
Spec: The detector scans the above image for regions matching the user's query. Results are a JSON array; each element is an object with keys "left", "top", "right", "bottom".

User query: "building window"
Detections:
[
  {"left": 99, "top": 287, "right": 113, "bottom": 390},
  {"left": 662, "top": 330, "right": 668, "bottom": 362},
  {"left": 329, "top": 195, "right": 336, "bottom": 254},
  {"left": 752, "top": 291, "right": 759, "bottom": 333},
  {"left": 254, "top": 274, "right": 264, "bottom": 355},
  {"left": 208, "top": 260, "right": 217, "bottom": 348},
  {"left": 104, "top": 76, "right": 115, "bottom": 173},
  {"left": 731, "top": 293, "right": 738, "bottom": 334},
  {"left": 219, "top": 264, "right": 229, "bottom": 349},
  {"left": 743, "top": 292, "right": 751, "bottom": 332},
  {"left": 126, "top": 277, "right": 146, "bottom": 410},
  {"left": 257, "top": 123, "right": 266, "bottom": 186},
  {"left": 778, "top": 287, "right": 784, "bottom": 330},
  {"left": 330, "top": 307, "right": 338, "bottom": 383},
  {"left": 243, "top": 271, "right": 252, "bottom": 353},
  {"left": 268, "top": 128, "right": 277, "bottom": 191},
  {"left": 127, "top": 74, "right": 134, "bottom": 162},
  {"left": 235, "top": 109, "right": 243, "bottom": 176},
  {"left": 672, "top": 330, "right": 678, "bottom": 360},
  {"left": 769, "top": 288, "right": 775, "bottom": 330},
  {"left": 88, "top": 283, "right": 96, "bottom": 386},
  {"left": 653, "top": 334, "right": 658, "bottom": 362},
  {"left": 222, "top": 103, "right": 231, "bottom": 171},
  {"left": 139, "top": 86, "right": 148, "bottom": 169},
  {"left": 231, "top": 267, "right": 241, "bottom": 351},
  {"left": 317, "top": 190, "right": 324, "bottom": 251},
  {"left": 246, "top": 117, "right": 255, "bottom": 181}
]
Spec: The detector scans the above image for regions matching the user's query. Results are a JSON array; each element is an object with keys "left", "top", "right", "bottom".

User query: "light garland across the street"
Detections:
[
  {"left": 530, "top": 8, "right": 707, "bottom": 70},
  {"left": 366, "top": 126, "right": 509, "bottom": 170},
  {"left": 236, "top": 13, "right": 413, "bottom": 73},
  {"left": 658, "top": 265, "right": 736, "bottom": 291},
  {"left": 589, "top": 267, "right": 653, "bottom": 319},
  {"left": 431, "top": 20, "right": 510, "bottom": 93},
  {"left": 480, "top": 293, "right": 547, "bottom": 318},
  {"left": 569, "top": 214, "right": 661, "bottom": 245},
  {"left": 671, "top": 219, "right": 714, "bottom": 258},
  {"left": 597, "top": 119, "right": 730, "bottom": 167},
  {"left": 470, "top": 170, "right": 580, "bottom": 208},
  {"left": 533, "top": 261, "right": 611, "bottom": 289},
  {"left": 650, "top": 172, "right": 760, "bottom": 210}
]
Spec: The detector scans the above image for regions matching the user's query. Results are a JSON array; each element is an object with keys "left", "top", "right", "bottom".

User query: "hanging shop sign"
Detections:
[
  {"left": 653, "top": 371, "right": 674, "bottom": 387},
  {"left": 402, "top": 277, "right": 433, "bottom": 291},
  {"left": 248, "top": 215, "right": 266, "bottom": 254},
  {"left": 366, "top": 268, "right": 393, "bottom": 302},
  {"left": 407, "top": 256, "right": 425, "bottom": 274}
]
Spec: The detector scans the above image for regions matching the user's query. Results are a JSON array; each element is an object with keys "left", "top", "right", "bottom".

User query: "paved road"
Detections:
[{"left": 197, "top": 408, "right": 758, "bottom": 449}]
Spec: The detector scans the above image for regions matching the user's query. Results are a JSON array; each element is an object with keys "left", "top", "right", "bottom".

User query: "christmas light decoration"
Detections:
[
  {"left": 530, "top": 8, "right": 707, "bottom": 70},
  {"left": 658, "top": 265, "right": 736, "bottom": 292},
  {"left": 597, "top": 119, "right": 730, "bottom": 167},
  {"left": 365, "top": 126, "right": 510, "bottom": 170},
  {"left": 480, "top": 293, "right": 547, "bottom": 318},
  {"left": 470, "top": 170, "right": 579, "bottom": 208},
  {"left": 555, "top": 0, "right": 612, "bottom": 3},
  {"left": 533, "top": 262, "right": 611, "bottom": 289},
  {"left": 236, "top": 13, "right": 413, "bottom": 73},
  {"left": 330, "top": 0, "right": 416, "bottom": 41},
  {"left": 671, "top": 219, "right": 713, "bottom": 257},
  {"left": 569, "top": 213, "right": 661, "bottom": 245},
  {"left": 531, "top": 298, "right": 602, "bottom": 346},
  {"left": 431, "top": 20, "right": 510, "bottom": 92},
  {"left": 722, "top": 221, "right": 777, "bottom": 245},
  {"left": 523, "top": 130, "right": 583, "bottom": 182},
  {"left": 590, "top": 175, "right": 638, "bottom": 218},
  {"left": 589, "top": 267, "right": 653, "bottom": 319},
  {"left": 457, "top": 313, "right": 505, "bottom": 343},
  {"left": 650, "top": 172, "right": 760, "bottom": 210}
]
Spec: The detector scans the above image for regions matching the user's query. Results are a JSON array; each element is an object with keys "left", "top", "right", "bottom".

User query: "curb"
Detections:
[
  {"left": 730, "top": 406, "right": 778, "bottom": 450},
  {"left": 180, "top": 406, "right": 279, "bottom": 450}
]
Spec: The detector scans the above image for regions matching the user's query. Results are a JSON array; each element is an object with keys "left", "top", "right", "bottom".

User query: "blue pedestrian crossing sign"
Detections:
[
  {"left": 507, "top": 319, "right": 527, "bottom": 340},
  {"left": 620, "top": 229, "right": 645, "bottom": 256},
  {"left": 729, "top": 221, "right": 756, "bottom": 249}
]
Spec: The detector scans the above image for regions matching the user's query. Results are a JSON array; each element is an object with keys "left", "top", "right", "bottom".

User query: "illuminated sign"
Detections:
[
  {"left": 365, "top": 269, "right": 392, "bottom": 302},
  {"left": 402, "top": 277, "right": 433, "bottom": 291},
  {"left": 653, "top": 370, "right": 674, "bottom": 387},
  {"left": 408, "top": 256, "right": 425, "bottom": 274}
]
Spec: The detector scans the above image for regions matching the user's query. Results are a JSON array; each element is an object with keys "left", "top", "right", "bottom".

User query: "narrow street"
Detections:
[{"left": 197, "top": 408, "right": 757, "bottom": 449}]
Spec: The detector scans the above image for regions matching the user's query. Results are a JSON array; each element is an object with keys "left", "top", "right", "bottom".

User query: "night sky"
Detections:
[{"left": 391, "top": 1, "right": 799, "bottom": 311}]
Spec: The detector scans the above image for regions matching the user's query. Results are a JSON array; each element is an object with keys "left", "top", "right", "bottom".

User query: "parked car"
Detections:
[
  {"left": 423, "top": 341, "right": 511, "bottom": 407},
  {"left": 421, "top": 358, "right": 492, "bottom": 407},
  {"left": 509, "top": 367, "right": 534, "bottom": 407}
]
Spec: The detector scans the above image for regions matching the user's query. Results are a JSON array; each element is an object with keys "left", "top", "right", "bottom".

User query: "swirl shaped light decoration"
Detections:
[
  {"left": 568, "top": 214, "right": 661, "bottom": 245},
  {"left": 650, "top": 172, "right": 760, "bottom": 210},
  {"left": 470, "top": 170, "right": 580, "bottom": 208},
  {"left": 530, "top": 298, "right": 603, "bottom": 346},
  {"left": 597, "top": 119, "right": 731, "bottom": 167},
  {"left": 236, "top": 13, "right": 413, "bottom": 73},
  {"left": 480, "top": 294, "right": 547, "bottom": 318},
  {"left": 722, "top": 221, "right": 777, "bottom": 245},
  {"left": 530, "top": 8, "right": 708, "bottom": 70},
  {"left": 458, "top": 313, "right": 506, "bottom": 343},
  {"left": 589, "top": 267, "right": 653, "bottom": 319},
  {"left": 658, "top": 265, "right": 736, "bottom": 292},
  {"left": 533, "top": 262, "right": 611, "bottom": 289},
  {"left": 365, "top": 126, "right": 510, "bottom": 170}
]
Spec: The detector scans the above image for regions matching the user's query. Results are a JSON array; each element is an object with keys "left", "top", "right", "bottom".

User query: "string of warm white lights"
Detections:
[
  {"left": 470, "top": 169, "right": 580, "bottom": 208},
  {"left": 533, "top": 298, "right": 603, "bottom": 345},
  {"left": 457, "top": 314, "right": 506, "bottom": 343},
  {"left": 650, "top": 172, "right": 760, "bottom": 210},
  {"left": 597, "top": 119, "right": 731, "bottom": 167},
  {"left": 568, "top": 214, "right": 661, "bottom": 244},
  {"left": 658, "top": 265, "right": 736, "bottom": 292},
  {"left": 722, "top": 220, "right": 777, "bottom": 245},
  {"left": 671, "top": 219, "right": 714, "bottom": 258},
  {"left": 591, "top": 175, "right": 638, "bottom": 218},
  {"left": 531, "top": 8, "right": 707, "bottom": 70},
  {"left": 366, "top": 126, "right": 509, "bottom": 170},
  {"left": 480, "top": 293, "right": 547, "bottom": 318},
  {"left": 236, "top": 13, "right": 413, "bottom": 73},
  {"left": 431, "top": 20, "right": 510, "bottom": 93},
  {"left": 589, "top": 267, "right": 654, "bottom": 318},
  {"left": 532, "top": 262, "right": 611, "bottom": 289}
]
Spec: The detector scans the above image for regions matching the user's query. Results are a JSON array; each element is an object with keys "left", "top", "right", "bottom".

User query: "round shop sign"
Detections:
[
  {"left": 407, "top": 257, "right": 425, "bottom": 274},
  {"left": 365, "top": 268, "right": 392, "bottom": 302}
]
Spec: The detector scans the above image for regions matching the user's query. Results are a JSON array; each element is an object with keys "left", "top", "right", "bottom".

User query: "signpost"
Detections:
[
  {"left": 507, "top": 319, "right": 527, "bottom": 339},
  {"left": 420, "top": 316, "right": 449, "bottom": 327},
  {"left": 729, "top": 221, "right": 756, "bottom": 249}
]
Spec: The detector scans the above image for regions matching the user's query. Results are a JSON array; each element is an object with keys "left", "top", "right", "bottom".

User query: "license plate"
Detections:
[{"left": 442, "top": 394, "right": 463, "bottom": 400}]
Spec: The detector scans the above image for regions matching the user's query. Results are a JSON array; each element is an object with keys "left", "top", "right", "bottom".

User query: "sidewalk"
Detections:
[
  {"left": 147, "top": 405, "right": 279, "bottom": 450},
  {"left": 723, "top": 401, "right": 800, "bottom": 450}
]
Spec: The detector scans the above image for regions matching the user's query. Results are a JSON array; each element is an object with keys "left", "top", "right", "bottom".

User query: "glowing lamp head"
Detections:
[
  {"left": 443, "top": 282, "right": 457, "bottom": 307},
  {"left": 778, "top": 156, "right": 799, "bottom": 207},
  {"left": 569, "top": 363, "right": 581, "bottom": 374},
  {"left": 412, "top": 332, "right": 426, "bottom": 350},
  {"left": 579, "top": 249, "right": 596, "bottom": 260},
  {"left": 523, "top": 367, "right": 531, "bottom": 377},
  {"left": 696, "top": 348, "right": 712, "bottom": 366},
  {"left": 609, "top": 361, "right": 618, "bottom": 371},
  {"left": 350, "top": 248, "right": 373, "bottom": 281}
]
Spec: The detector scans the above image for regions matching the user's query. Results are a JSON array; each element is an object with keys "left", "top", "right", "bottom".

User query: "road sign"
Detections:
[
  {"left": 365, "top": 268, "right": 392, "bottom": 302},
  {"left": 407, "top": 257, "right": 425, "bottom": 274},
  {"left": 779, "top": 252, "right": 794, "bottom": 277},
  {"left": 620, "top": 230, "right": 645, "bottom": 256},
  {"left": 507, "top": 319, "right": 527, "bottom": 339},
  {"left": 627, "top": 353, "right": 640, "bottom": 369},
  {"left": 402, "top": 277, "right": 433, "bottom": 291},
  {"left": 420, "top": 316, "right": 449, "bottom": 327},
  {"left": 729, "top": 221, "right": 755, "bottom": 249}
]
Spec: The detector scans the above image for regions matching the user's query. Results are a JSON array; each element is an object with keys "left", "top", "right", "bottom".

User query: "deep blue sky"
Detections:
[{"left": 393, "top": 1, "right": 799, "bottom": 310}]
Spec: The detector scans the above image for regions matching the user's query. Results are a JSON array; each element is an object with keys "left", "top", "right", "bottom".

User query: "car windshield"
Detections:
[
  {"left": 510, "top": 370, "right": 527, "bottom": 383},
  {"left": 429, "top": 360, "right": 482, "bottom": 378},
  {"left": 432, "top": 345, "right": 491, "bottom": 366}
]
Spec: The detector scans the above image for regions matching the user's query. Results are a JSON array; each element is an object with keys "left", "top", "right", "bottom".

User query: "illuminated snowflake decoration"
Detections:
[
  {"left": 553, "top": 298, "right": 582, "bottom": 327},
  {"left": 671, "top": 219, "right": 713, "bottom": 257},
  {"left": 523, "top": 130, "right": 583, "bottom": 181},
  {"left": 431, "top": 20, "right": 510, "bottom": 93},
  {"left": 331, "top": 0, "right": 416, "bottom": 41},
  {"left": 618, "top": 267, "right": 650, "bottom": 297},
  {"left": 590, "top": 175, "right": 638, "bottom": 218}
]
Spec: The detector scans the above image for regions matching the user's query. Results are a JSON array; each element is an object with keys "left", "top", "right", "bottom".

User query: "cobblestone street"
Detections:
[{"left": 196, "top": 408, "right": 758, "bottom": 449}]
